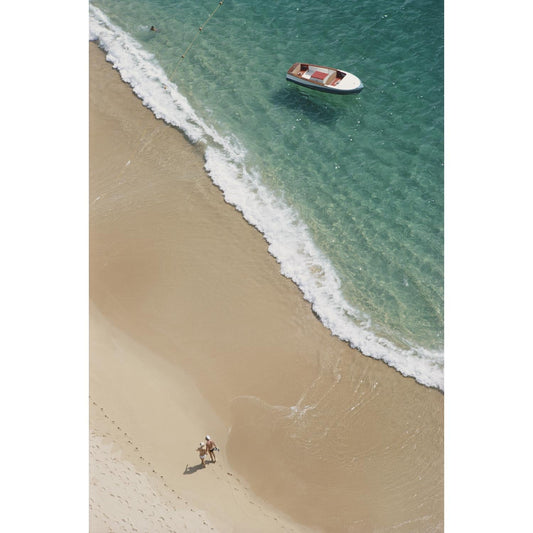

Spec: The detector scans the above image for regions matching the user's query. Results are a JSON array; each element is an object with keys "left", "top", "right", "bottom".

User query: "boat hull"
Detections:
[
  {"left": 286, "top": 63, "right": 364, "bottom": 94},
  {"left": 286, "top": 74, "right": 364, "bottom": 94}
]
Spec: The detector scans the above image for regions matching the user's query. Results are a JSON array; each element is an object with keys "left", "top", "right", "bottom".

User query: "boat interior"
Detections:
[{"left": 288, "top": 63, "right": 345, "bottom": 86}]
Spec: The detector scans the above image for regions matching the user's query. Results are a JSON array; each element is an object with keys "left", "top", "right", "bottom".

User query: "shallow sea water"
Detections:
[{"left": 89, "top": 0, "right": 444, "bottom": 389}]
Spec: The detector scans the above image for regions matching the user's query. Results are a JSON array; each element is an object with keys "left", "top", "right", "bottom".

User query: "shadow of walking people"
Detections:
[{"left": 183, "top": 463, "right": 206, "bottom": 475}]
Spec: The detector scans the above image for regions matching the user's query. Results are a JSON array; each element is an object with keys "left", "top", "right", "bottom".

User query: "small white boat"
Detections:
[{"left": 286, "top": 62, "right": 364, "bottom": 94}]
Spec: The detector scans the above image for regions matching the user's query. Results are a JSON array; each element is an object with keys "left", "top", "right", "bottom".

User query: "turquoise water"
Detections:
[{"left": 90, "top": 0, "right": 444, "bottom": 389}]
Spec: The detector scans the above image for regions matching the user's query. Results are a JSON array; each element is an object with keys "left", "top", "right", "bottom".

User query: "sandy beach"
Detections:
[{"left": 90, "top": 39, "right": 443, "bottom": 532}]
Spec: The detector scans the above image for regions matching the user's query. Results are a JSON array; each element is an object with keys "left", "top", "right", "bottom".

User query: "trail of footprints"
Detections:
[
  {"left": 90, "top": 395, "right": 215, "bottom": 532},
  {"left": 89, "top": 395, "right": 298, "bottom": 532}
]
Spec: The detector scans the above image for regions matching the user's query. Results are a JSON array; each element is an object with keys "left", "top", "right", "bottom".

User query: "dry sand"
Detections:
[
  {"left": 90, "top": 303, "right": 308, "bottom": 532},
  {"left": 90, "top": 41, "right": 443, "bottom": 532}
]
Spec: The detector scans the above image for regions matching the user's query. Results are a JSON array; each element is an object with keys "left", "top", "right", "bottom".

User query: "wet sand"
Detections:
[{"left": 90, "top": 40, "right": 443, "bottom": 532}]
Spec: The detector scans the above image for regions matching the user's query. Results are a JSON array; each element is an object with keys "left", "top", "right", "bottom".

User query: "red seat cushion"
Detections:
[{"left": 311, "top": 70, "right": 327, "bottom": 80}]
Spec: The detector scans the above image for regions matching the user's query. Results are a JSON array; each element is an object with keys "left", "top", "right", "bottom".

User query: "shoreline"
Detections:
[
  {"left": 89, "top": 2, "right": 443, "bottom": 392},
  {"left": 90, "top": 40, "right": 443, "bottom": 532}
]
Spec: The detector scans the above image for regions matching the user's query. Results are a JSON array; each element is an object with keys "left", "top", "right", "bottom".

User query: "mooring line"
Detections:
[
  {"left": 108, "top": 1, "right": 225, "bottom": 180},
  {"left": 169, "top": 1, "right": 225, "bottom": 79}
]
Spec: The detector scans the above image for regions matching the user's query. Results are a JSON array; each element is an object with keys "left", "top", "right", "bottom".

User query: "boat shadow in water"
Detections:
[{"left": 270, "top": 86, "right": 360, "bottom": 126}]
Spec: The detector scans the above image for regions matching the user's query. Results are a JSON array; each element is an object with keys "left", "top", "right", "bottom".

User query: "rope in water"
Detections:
[
  {"left": 169, "top": 0, "right": 225, "bottom": 78},
  {"left": 109, "top": 0, "right": 225, "bottom": 181}
]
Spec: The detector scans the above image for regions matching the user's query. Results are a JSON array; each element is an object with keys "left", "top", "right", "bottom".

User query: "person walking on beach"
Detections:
[
  {"left": 197, "top": 442, "right": 208, "bottom": 467},
  {"left": 205, "top": 435, "right": 217, "bottom": 463}
]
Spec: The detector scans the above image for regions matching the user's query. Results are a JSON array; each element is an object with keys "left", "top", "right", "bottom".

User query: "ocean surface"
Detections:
[{"left": 89, "top": 0, "right": 444, "bottom": 390}]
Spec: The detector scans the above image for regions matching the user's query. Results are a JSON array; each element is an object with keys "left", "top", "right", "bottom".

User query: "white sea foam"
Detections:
[{"left": 89, "top": 5, "right": 444, "bottom": 390}]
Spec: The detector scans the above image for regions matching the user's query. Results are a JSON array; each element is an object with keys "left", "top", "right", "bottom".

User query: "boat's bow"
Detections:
[{"left": 335, "top": 71, "right": 364, "bottom": 93}]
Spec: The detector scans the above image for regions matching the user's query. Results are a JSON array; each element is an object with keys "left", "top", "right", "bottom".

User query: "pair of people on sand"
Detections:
[{"left": 196, "top": 435, "right": 217, "bottom": 467}]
